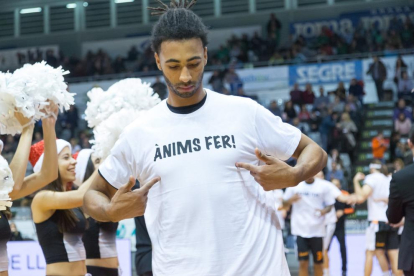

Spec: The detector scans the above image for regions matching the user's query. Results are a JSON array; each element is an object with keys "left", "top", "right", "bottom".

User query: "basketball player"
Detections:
[{"left": 84, "top": 1, "right": 327, "bottom": 275}]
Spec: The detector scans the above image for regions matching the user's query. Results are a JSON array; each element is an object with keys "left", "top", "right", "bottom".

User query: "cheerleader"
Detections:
[
  {"left": 30, "top": 141, "right": 96, "bottom": 276},
  {"left": 0, "top": 108, "right": 58, "bottom": 276},
  {"left": 352, "top": 160, "right": 401, "bottom": 276},
  {"left": 74, "top": 149, "right": 119, "bottom": 276}
]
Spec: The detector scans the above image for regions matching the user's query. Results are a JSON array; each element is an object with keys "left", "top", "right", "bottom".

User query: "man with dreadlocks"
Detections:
[{"left": 84, "top": 1, "right": 327, "bottom": 275}]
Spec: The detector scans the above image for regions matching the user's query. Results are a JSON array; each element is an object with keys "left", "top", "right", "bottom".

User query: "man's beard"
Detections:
[{"left": 162, "top": 72, "right": 204, "bottom": 99}]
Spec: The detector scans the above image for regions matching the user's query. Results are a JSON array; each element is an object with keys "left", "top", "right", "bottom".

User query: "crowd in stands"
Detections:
[{"left": 6, "top": 13, "right": 414, "bottom": 80}]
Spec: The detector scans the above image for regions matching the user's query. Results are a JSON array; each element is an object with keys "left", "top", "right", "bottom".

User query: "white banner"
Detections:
[{"left": 7, "top": 240, "right": 131, "bottom": 276}]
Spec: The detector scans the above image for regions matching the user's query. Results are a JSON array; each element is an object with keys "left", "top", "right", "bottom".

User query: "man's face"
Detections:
[{"left": 155, "top": 38, "right": 207, "bottom": 99}]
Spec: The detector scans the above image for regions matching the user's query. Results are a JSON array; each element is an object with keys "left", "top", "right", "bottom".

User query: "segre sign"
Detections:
[{"left": 288, "top": 61, "right": 363, "bottom": 85}]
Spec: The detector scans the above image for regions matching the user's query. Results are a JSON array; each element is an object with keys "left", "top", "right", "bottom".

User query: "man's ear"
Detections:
[
  {"left": 154, "top": 52, "right": 162, "bottom": 71},
  {"left": 204, "top": 47, "right": 208, "bottom": 66}
]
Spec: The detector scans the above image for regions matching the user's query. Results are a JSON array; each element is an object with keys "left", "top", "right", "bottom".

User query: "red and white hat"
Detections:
[
  {"left": 29, "top": 139, "right": 72, "bottom": 173},
  {"left": 73, "top": 149, "right": 93, "bottom": 186}
]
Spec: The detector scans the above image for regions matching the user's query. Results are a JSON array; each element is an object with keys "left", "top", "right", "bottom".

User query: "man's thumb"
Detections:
[
  {"left": 121, "top": 176, "right": 136, "bottom": 192},
  {"left": 255, "top": 148, "right": 277, "bottom": 165}
]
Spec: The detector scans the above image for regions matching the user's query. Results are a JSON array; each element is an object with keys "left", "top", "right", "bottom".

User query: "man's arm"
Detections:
[
  {"left": 83, "top": 172, "right": 160, "bottom": 222},
  {"left": 386, "top": 177, "right": 404, "bottom": 224},
  {"left": 290, "top": 134, "right": 328, "bottom": 185}
]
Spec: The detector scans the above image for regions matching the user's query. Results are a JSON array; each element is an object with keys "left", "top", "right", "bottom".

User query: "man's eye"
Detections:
[
  {"left": 189, "top": 63, "right": 200, "bottom": 68},
  {"left": 169, "top": 66, "right": 179, "bottom": 69}
]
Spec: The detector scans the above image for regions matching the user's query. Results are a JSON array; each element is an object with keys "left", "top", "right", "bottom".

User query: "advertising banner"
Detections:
[
  {"left": 290, "top": 6, "right": 414, "bottom": 38},
  {"left": 288, "top": 60, "right": 363, "bottom": 86},
  {"left": 7, "top": 240, "right": 131, "bottom": 276}
]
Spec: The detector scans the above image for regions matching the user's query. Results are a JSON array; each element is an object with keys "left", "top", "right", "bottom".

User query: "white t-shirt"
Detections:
[
  {"left": 283, "top": 178, "right": 336, "bottom": 238},
  {"left": 324, "top": 182, "right": 342, "bottom": 225},
  {"left": 272, "top": 189, "right": 286, "bottom": 230},
  {"left": 364, "top": 172, "right": 390, "bottom": 222},
  {"left": 99, "top": 90, "right": 301, "bottom": 276}
]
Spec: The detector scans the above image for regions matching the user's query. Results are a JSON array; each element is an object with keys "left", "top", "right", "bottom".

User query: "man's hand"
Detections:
[
  {"left": 105, "top": 176, "right": 160, "bottom": 222},
  {"left": 346, "top": 194, "right": 358, "bottom": 205},
  {"left": 235, "top": 148, "right": 299, "bottom": 191}
]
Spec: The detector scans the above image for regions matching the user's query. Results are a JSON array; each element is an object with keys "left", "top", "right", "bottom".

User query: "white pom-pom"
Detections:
[
  {"left": 84, "top": 78, "right": 160, "bottom": 128},
  {"left": 0, "top": 155, "right": 14, "bottom": 200},
  {"left": 91, "top": 109, "right": 145, "bottom": 159},
  {"left": 0, "top": 61, "right": 76, "bottom": 135}
]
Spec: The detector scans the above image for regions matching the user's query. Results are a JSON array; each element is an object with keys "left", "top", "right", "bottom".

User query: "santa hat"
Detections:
[
  {"left": 73, "top": 149, "right": 93, "bottom": 186},
  {"left": 30, "top": 139, "right": 71, "bottom": 173}
]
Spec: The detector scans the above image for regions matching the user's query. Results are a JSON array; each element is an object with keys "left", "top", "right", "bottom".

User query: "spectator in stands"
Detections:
[
  {"left": 292, "top": 117, "right": 310, "bottom": 135},
  {"left": 2, "top": 136, "right": 17, "bottom": 155},
  {"left": 113, "top": 56, "right": 126, "bottom": 74},
  {"left": 290, "top": 83, "right": 303, "bottom": 106},
  {"left": 401, "top": 23, "right": 414, "bottom": 48},
  {"left": 268, "top": 100, "right": 282, "bottom": 117},
  {"left": 151, "top": 76, "right": 168, "bottom": 100},
  {"left": 267, "top": 13, "right": 282, "bottom": 43},
  {"left": 224, "top": 66, "right": 242, "bottom": 95},
  {"left": 372, "top": 131, "right": 388, "bottom": 162},
  {"left": 9, "top": 223, "right": 23, "bottom": 241},
  {"left": 394, "top": 99, "right": 412, "bottom": 121},
  {"left": 337, "top": 112, "right": 358, "bottom": 156},
  {"left": 330, "top": 82, "right": 347, "bottom": 102},
  {"left": 284, "top": 100, "right": 297, "bottom": 123},
  {"left": 314, "top": 86, "right": 330, "bottom": 111},
  {"left": 319, "top": 112, "right": 338, "bottom": 151},
  {"left": 63, "top": 105, "right": 79, "bottom": 138},
  {"left": 308, "top": 110, "right": 322, "bottom": 146},
  {"left": 208, "top": 70, "right": 224, "bottom": 93},
  {"left": 127, "top": 46, "right": 139, "bottom": 61},
  {"left": 302, "top": 83, "right": 315, "bottom": 105},
  {"left": 331, "top": 96, "right": 345, "bottom": 114},
  {"left": 326, "top": 148, "right": 343, "bottom": 172},
  {"left": 46, "top": 49, "right": 58, "bottom": 68},
  {"left": 325, "top": 161, "right": 344, "bottom": 184},
  {"left": 393, "top": 158, "right": 405, "bottom": 172},
  {"left": 398, "top": 72, "right": 413, "bottom": 98},
  {"left": 366, "top": 56, "right": 387, "bottom": 101},
  {"left": 298, "top": 105, "right": 310, "bottom": 121},
  {"left": 394, "top": 56, "right": 408, "bottom": 86},
  {"left": 348, "top": 78, "right": 364, "bottom": 105},
  {"left": 70, "top": 138, "right": 81, "bottom": 155},
  {"left": 395, "top": 113, "right": 412, "bottom": 136},
  {"left": 388, "top": 30, "right": 403, "bottom": 49},
  {"left": 390, "top": 132, "right": 401, "bottom": 163}
]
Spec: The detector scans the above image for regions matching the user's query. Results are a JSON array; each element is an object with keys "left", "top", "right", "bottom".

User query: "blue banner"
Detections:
[
  {"left": 290, "top": 6, "right": 414, "bottom": 38},
  {"left": 288, "top": 60, "right": 363, "bottom": 86}
]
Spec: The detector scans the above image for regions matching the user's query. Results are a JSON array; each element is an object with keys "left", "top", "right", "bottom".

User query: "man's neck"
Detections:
[{"left": 167, "top": 87, "right": 206, "bottom": 107}]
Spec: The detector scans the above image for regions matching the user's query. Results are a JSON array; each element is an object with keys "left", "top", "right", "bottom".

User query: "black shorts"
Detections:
[
  {"left": 87, "top": 265, "right": 118, "bottom": 276},
  {"left": 375, "top": 231, "right": 399, "bottom": 250},
  {"left": 296, "top": 236, "right": 323, "bottom": 263}
]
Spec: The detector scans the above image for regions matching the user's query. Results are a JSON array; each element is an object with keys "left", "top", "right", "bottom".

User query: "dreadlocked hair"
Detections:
[{"left": 148, "top": 0, "right": 208, "bottom": 54}]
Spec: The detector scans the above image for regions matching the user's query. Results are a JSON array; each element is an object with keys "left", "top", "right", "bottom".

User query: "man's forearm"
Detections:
[
  {"left": 83, "top": 190, "right": 112, "bottom": 222},
  {"left": 293, "top": 143, "right": 327, "bottom": 184}
]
